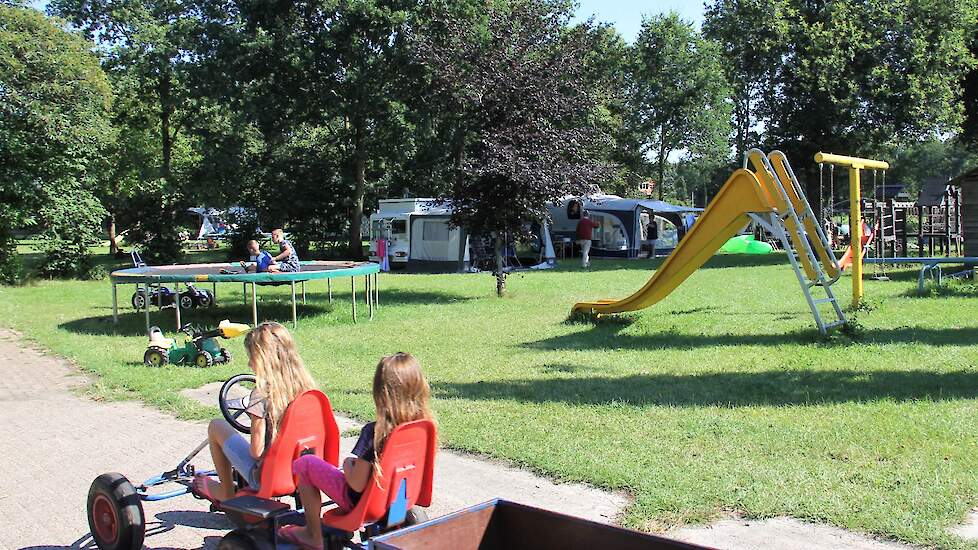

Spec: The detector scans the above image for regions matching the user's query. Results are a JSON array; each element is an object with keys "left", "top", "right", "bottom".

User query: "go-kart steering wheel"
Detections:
[{"left": 219, "top": 374, "right": 257, "bottom": 434}]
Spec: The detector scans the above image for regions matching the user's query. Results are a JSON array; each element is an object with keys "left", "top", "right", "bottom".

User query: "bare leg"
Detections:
[
  {"left": 207, "top": 419, "right": 238, "bottom": 501},
  {"left": 298, "top": 482, "right": 324, "bottom": 546}
]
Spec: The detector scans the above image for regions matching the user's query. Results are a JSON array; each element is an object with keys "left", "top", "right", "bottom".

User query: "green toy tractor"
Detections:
[{"left": 143, "top": 319, "right": 250, "bottom": 368}]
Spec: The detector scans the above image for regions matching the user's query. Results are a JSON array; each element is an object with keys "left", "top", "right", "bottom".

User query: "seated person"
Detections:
[
  {"left": 271, "top": 228, "right": 301, "bottom": 272},
  {"left": 242, "top": 240, "right": 280, "bottom": 273},
  {"left": 279, "top": 353, "right": 435, "bottom": 549},
  {"left": 192, "top": 322, "right": 317, "bottom": 503}
]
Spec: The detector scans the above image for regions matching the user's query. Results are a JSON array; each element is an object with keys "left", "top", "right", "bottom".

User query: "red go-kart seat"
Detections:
[
  {"left": 247, "top": 390, "right": 340, "bottom": 499},
  {"left": 321, "top": 419, "right": 436, "bottom": 532}
]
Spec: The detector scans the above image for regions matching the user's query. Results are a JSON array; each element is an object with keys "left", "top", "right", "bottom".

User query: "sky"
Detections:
[{"left": 572, "top": 0, "right": 705, "bottom": 42}]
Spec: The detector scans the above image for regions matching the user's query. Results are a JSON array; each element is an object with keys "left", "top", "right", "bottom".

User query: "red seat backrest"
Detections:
[
  {"left": 322, "top": 419, "right": 436, "bottom": 532},
  {"left": 255, "top": 390, "right": 340, "bottom": 498}
]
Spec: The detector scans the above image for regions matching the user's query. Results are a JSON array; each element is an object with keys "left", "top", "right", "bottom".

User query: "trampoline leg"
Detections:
[
  {"left": 251, "top": 283, "right": 258, "bottom": 327},
  {"left": 174, "top": 281, "right": 182, "bottom": 331},
  {"left": 328, "top": 279, "right": 333, "bottom": 304},
  {"left": 243, "top": 283, "right": 247, "bottom": 306},
  {"left": 351, "top": 277, "right": 357, "bottom": 323},
  {"left": 144, "top": 284, "right": 150, "bottom": 331},
  {"left": 301, "top": 281, "right": 306, "bottom": 305},
  {"left": 364, "top": 275, "right": 369, "bottom": 306},
  {"left": 367, "top": 275, "right": 373, "bottom": 320},
  {"left": 291, "top": 281, "right": 297, "bottom": 330},
  {"left": 112, "top": 283, "right": 118, "bottom": 324},
  {"left": 213, "top": 282, "right": 217, "bottom": 302},
  {"left": 374, "top": 273, "right": 379, "bottom": 308}
]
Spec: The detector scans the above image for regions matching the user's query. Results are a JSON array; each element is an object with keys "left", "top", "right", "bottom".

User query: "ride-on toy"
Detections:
[
  {"left": 143, "top": 319, "right": 249, "bottom": 367},
  {"left": 86, "top": 375, "right": 434, "bottom": 550},
  {"left": 131, "top": 283, "right": 215, "bottom": 311}
]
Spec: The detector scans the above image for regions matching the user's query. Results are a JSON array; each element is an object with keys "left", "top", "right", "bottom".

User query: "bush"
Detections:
[
  {"left": 36, "top": 240, "right": 96, "bottom": 279},
  {"left": 0, "top": 242, "right": 24, "bottom": 284},
  {"left": 121, "top": 180, "right": 186, "bottom": 265},
  {"left": 226, "top": 210, "right": 262, "bottom": 261}
]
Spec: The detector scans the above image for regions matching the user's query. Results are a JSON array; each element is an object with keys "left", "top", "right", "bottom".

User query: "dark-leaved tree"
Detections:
[{"left": 410, "top": 0, "right": 611, "bottom": 295}]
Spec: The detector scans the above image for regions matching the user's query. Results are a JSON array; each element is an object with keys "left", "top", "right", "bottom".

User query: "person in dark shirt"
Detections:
[
  {"left": 281, "top": 353, "right": 435, "bottom": 549},
  {"left": 575, "top": 211, "right": 600, "bottom": 268}
]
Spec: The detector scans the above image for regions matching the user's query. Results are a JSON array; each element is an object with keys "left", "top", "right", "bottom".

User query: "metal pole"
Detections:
[
  {"left": 243, "top": 283, "right": 247, "bottom": 306},
  {"left": 351, "top": 277, "right": 357, "bottom": 323},
  {"left": 364, "top": 275, "right": 369, "bottom": 305},
  {"left": 251, "top": 283, "right": 258, "bottom": 327},
  {"left": 213, "top": 282, "right": 217, "bottom": 302},
  {"left": 850, "top": 166, "right": 863, "bottom": 307},
  {"left": 112, "top": 283, "right": 118, "bottom": 324},
  {"left": 328, "top": 279, "right": 333, "bottom": 303},
  {"left": 301, "top": 281, "right": 306, "bottom": 305},
  {"left": 291, "top": 281, "right": 297, "bottom": 330},
  {"left": 174, "top": 281, "right": 182, "bottom": 330},
  {"left": 367, "top": 275, "right": 373, "bottom": 320},
  {"left": 144, "top": 284, "right": 150, "bottom": 331},
  {"left": 374, "top": 272, "right": 379, "bottom": 307}
]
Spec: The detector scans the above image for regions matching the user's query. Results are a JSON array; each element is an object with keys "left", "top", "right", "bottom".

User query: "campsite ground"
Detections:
[{"left": 2, "top": 247, "right": 978, "bottom": 549}]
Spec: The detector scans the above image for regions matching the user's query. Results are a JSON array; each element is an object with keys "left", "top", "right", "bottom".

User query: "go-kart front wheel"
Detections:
[
  {"left": 179, "top": 294, "right": 196, "bottom": 310},
  {"left": 198, "top": 290, "right": 214, "bottom": 307},
  {"left": 217, "top": 530, "right": 259, "bottom": 550},
  {"left": 87, "top": 472, "right": 145, "bottom": 550},
  {"left": 130, "top": 291, "right": 146, "bottom": 310},
  {"left": 143, "top": 347, "right": 169, "bottom": 367}
]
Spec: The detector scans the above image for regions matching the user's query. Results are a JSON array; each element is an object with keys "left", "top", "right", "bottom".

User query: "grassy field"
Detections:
[{"left": 3, "top": 249, "right": 978, "bottom": 548}]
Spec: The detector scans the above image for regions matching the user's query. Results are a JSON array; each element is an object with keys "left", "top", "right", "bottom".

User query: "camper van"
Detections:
[
  {"left": 548, "top": 195, "right": 700, "bottom": 258},
  {"left": 368, "top": 199, "right": 470, "bottom": 272}
]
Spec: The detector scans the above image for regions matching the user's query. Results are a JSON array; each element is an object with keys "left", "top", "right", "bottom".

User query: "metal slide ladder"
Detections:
[{"left": 745, "top": 150, "right": 846, "bottom": 334}]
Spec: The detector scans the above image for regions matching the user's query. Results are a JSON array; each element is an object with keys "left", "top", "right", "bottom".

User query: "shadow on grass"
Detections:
[
  {"left": 58, "top": 302, "right": 333, "bottom": 336},
  {"left": 528, "top": 324, "right": 978, "bottom": 350},
  {"left": 433, "top": 368, "right": 978, "bottom": 407},
  {"left": 557, "top": 253, "right": 792, "bottom": 273}
]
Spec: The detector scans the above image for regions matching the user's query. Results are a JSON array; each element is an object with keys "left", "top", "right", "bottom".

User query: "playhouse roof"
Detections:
[{"left": 917, "top": 177, "right": 954, "bottom": 207}]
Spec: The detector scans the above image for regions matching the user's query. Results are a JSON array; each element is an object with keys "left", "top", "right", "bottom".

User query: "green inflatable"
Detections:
[{"left": 720, "top": 235, "right": 773, "bottom": 255}]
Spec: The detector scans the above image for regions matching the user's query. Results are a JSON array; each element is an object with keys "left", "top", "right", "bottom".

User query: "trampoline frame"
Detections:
[{"left": 110, "top": 261, "right": 381, "bottom": 330}]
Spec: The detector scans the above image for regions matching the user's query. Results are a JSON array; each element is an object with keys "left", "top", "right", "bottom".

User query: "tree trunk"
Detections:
[
  {"left": 159, "top": 71, "right": 173, "bottom": 184},
  {"left": 348, "top": 118, "right": 367, "bottom": 259},
  {"left": 493, "top": 235, "right": 506, "bottom": 296},
  {"left": 453, "top": 125, "right": 466, "bottom": 188},
  {"left": 657, "top": 124, "right": 669, "bottom": 201},
  {"left": 108, "top": 213, "right": 118, "bottom": 255}
]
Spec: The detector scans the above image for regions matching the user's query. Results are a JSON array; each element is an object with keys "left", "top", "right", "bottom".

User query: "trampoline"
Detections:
[{"left": 111, "top": 261, "right": 381, "bottom": 330}]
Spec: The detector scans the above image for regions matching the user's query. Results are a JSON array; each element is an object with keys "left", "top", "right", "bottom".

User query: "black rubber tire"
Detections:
[
  {"left": 219, "top": 348, "right": 232, "bottom": 364},
  {"left": 220, "top": 374, "right": 257, "bottom": 434},
  {"left": 87, "top": 472, "right": 145, "bottom": 550},
  {"left": 179, "top": 294, "right": 195, "bottom": 310},
  {"left": 217, "top": 531, "right": 259, "bottom": 550},
  {"left": 198, "top": 291, "right": 213, "bottom": 307},
  {"left": 193, "top": 350, "right": 214, "bottom": 368},
  {"left": 130, "top": 291, "right": 146, "bottom": 310},
  {"left": 405, "top": 506, "right": 429, "bottom": 526},
  {"left": 143, "top": 347, "right": 169, "bottom": 367}
]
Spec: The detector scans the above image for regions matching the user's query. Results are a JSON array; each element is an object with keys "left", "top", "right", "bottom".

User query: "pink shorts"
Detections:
[{"left": 293, "top": 454, "right": 354, "bottom": 511}]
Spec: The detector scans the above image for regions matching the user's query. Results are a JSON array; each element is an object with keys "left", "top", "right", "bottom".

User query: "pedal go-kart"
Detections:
[
  {"left": 86, "top": 374, "right": 436, "bottom": 550},
  {"left": 143, "top": 320, "right": 250, "bottom": 368},
  {"left": 131, "top": 283, "right": 216, "bottom": 311}
]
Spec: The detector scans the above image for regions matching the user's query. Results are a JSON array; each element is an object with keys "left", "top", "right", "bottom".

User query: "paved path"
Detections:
[{"left": 0, "top": 329, "right": 626, "bottom": 550}]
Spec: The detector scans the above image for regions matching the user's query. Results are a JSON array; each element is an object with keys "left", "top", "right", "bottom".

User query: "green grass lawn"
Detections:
[{"left": 3, "top": 250, "right": 978, "bottom": 548}]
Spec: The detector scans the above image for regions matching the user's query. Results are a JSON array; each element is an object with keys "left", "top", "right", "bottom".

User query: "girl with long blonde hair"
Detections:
[
  {"left": 192, "top": 322, "right": 316, "bottom": 502},
  {"left": 279, "top": 352, "right": 434, "bottom": 549}
]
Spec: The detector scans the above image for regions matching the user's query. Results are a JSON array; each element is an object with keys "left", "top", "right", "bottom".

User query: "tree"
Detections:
[
  {"left": 630, "top": 12, "right": 733, "bottom": 201},
  {"left": 410, "top": 0, "right": 611, "bottom": 295},
  {"left": 703, "top": 0, "right": 790, "bottom": 160},
  {"left": 195, "top": 0, "right": 417, "bottom": 258},
  {"left": 0, "top": 6, "right": 113, "bottom": 280},
  {"left": 763, "top": 0, "right": 977, "bottom": 203},
  {"left": 51, "top": 0, "right": 198, "bottom": 260}
]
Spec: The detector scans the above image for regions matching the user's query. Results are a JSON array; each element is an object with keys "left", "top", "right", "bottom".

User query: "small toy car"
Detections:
[
  {"left": 143, "top": 320, "right": 249, "bottom": 368},
  {"left": 131, "top": 284, "right": 215, "bottom": 311}
]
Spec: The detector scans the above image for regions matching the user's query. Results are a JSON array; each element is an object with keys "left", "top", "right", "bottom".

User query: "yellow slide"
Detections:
[{"left": 572, "top": 160, "right": 777, "bottom": 315}]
